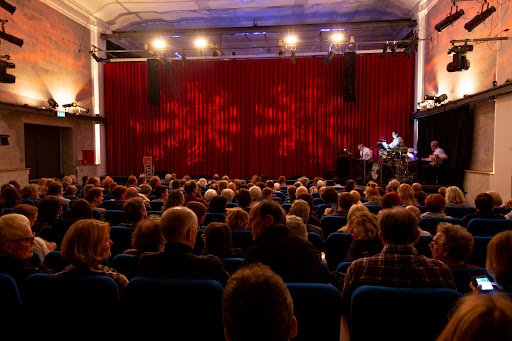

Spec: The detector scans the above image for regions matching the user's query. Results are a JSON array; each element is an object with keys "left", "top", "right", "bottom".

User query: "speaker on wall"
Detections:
[
  {"left": 147, "top": 59, "right": 160, "bottom": 106},
  {"left": 343, "top": 51, "right": 357, "bottom": 103}
]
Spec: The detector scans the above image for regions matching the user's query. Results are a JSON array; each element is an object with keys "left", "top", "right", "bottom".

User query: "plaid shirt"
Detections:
[{"left": 342, "top": 245, "right": 456, "bottom": 304}]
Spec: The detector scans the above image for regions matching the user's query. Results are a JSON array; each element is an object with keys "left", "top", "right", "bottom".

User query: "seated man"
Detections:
[
  {"left": 326, "top": 192, "right": 353, "bottom": 216},
  {"left": 244, "top": 200, "right": 323, "bottom": 283},
  {"left": 121, "top": 198, "right": 147, "bottom": 227},
  {"left": 183, "top": 180, "right": 207, "bottom": 205},
  {"left": 421, "top": 140, "right": 448, "bottom": 184},
  {"left": 223, "top": 263, "right": 298, "bottom": 341},
  {"left": 138, "top": 206, "right": 229, "bottom": 286},
  {"left": 461, "top": 193, "right": 506, "bottom": 226},
  {"left": 342, "top": 207, "right": 455, "bottom": 306}
]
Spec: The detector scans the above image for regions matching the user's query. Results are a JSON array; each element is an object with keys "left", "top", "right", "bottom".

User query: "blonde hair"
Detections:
[
  {"left": 289, "top": 199, "right": 310, "bottom": 224},
  {"left": 398, "top": 183, "right": 418, "bottom": 206},
  {"left": 347, "top": 211, "right": 379, "bottom": 240},
  {"left": 436, "top": 294, "right": 512, "bottom": 341},
  {"left": 338, "top": 204, "right": 369, "bottom": 233},
  {"left": 349, "top": 190, "right": 361, "bottom": 203},
  {"left": 225, "top": 207, "right": 249, "bottom": 231},
  {"left": 486, "top": 230, "right": 512, "bottom": 291},
  {"left": 0, "top": 213, "right": 31, "bottom": 245},
  {"left": 445, "top": 186, "right": 465, "bottom": 206},
  {"left": 60, "top": 219, "right": 111, "bottom": 270},
  {"left": 486, "top": 190, "right": 503, "bottom": 207}
]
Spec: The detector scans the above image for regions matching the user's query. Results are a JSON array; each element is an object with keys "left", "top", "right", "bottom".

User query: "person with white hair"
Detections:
[
  {"left": 221, "top": 188, "right": 235, "bottom": 203},
  {"left": 203, "top": 189, "right": 218, "bottom": 203},
  {"left": 249, "top": 185, "right": 262, "bottom": 201},
  {"left": 285, "top": 215, "right": 308, "bottom": 240}
]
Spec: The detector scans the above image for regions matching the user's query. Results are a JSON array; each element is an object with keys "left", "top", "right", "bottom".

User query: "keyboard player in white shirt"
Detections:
[{"left": 358, "top": 144, "right": 373, "bottom": 161}]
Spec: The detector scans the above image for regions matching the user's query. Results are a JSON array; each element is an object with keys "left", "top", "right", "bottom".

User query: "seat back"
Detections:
[
  {"left": 468, "top": 236, "right": 492, "bottom": 268},
  {"left": 112, "top": 254, "right": 140, "bottom": 280},
  {"left": 494, "top": 207, "right": 512, "bottom": 216},
  {"left": 321, "top": 216, "right": 348, "bottom": 239},
  {"left": 43, "top": 251, "right": 70, "bottom": 272},
  {"left": 307, "top": 232, "right": 323, "bottom": 252},
  {"left": 325, "top": 233, "right": 353, "bottom": 271},
  {"left": 365, "top": 205, "right": 381, "bottom": 215},
  {"left": 315, "top": 204, "right": 331, "bottom": 218},
  {"left": 450, "top": 267, "right": 489, "bottom": 294},
  {"left": 231, "top": 230, "right": 253, "bottom": 252},
  {"left": 419, "top": 218, "right": 464, "bottom": 235},
  {"left": 308, "top": 214, "right": 320, "bottom": 226},
  {"left": 123, "top": 277, "right": 224, "bottom": 341},
  {"left": 204, "top": 212, "right": 226, "bottom": 225},
  {"left": 0, "top": 273, "right": 22, "bottom": 334},
  {"left": 350, "top": 286, "right": 462, "bottom": 341},
  {"left": 100, "top": 200, "right": 125, "bottom": 210},
  {"left": 104, "top": 210, "right": 127, "bottom": 226},
  {"left": 282, "top": 203, "right": 292, "bottom": 212},
  {"left": 92, "top": 209, "right": 102, "bottom": 220},
  {"left": 148, "top": 200, "right": 164, "bottom": 211},
  {"left": 444, "top": 206, "right": 477, "bottom": 219},
  {"left": 287, "top": 283, "right": 342, "bottom": 341},
  {"left": 220, "top": 257, "right": 244, "bottom": 275},
  {"left": 466, "top": 218, "right": 512, "bottom": 236},
  {"left": 415, "top": 236, "right": 434, "bottom": 258},
  {"left": 110, "top": 226, "right": 136, "bottom": 257},
  {"left": 23, "top": 273, "right": 120, "bottom": 338}
]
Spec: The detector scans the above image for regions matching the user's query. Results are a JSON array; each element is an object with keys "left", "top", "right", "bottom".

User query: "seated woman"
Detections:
[
  {"left": 486, "top": 190, "right": 503, "bottom": 208},
  {"left": 208, "top": 195, "right": 228, "bottom": 214},
  {"left": 377, "top": 192, "right": 401, "bottom": 217},
  {"left": 59, "top": 219, "right": 128, "bottom": 294},
  {"left": 225, "top": 207, "right": 249, "bottom": 231},
  {"left": 420, "top": 194, "right": 452, "bottom": 219},
  {"left": 363, "top": 183, "right": 382, "bottom": 206},
  {"left": 202, "top": 222, "right": 244, "bottom": 258},
  {"left": 21, "top": 184, "right": 40, "bottom": 204},
  {"left": 123, "top": 216, "right": 164, "bottom": 255},
  {"left": 0, "top": 186, "right": 21, "bottom": 210},
  {"left": 85, "top": 187, "right": 106, "bottom": 216},
  {"left": 343, "top": 211, "right": 383, "bottom": 262},
  {"left": 338, "top": 204, "right": 370, "bottom": 233},
  {"left": 445, "top": 186, "right": 466, "bottom": 207},
  {"left": 398, "top": 183, "right": 418, "bottom": 206},
  {"left": 163, "top": 190, "right": 185, "bottom": 210},
  {"left": 0, "top": 213, "right": 54, "bottom": 287},
  {"left": 33, "top": 196, "right": 64, "bottom": 237},
  {"left": 484, "top": 230, "right": 512, "bottom": 295}
]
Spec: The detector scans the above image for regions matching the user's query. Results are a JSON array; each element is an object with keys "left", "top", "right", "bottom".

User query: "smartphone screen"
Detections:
[{"left": 475, "top": 276, "right": 494, "bottom": 291}]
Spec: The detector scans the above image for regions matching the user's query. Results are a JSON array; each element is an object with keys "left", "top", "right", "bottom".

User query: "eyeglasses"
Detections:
[{"left": 10, "top": 232, "right": 35, "bottom": 244}]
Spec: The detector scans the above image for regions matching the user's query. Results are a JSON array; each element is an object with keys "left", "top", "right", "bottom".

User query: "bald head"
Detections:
[
  {"left": 295, "top": 186, "right": 308, "bottom": 197},
  {"left": 125, "top": 187, "right": 139, "bottom": 200},
  {"left": 405, "top": 205, "right": 421, "bottom": 222},
  {"left": 160, "top": 206, "right": 198, "bottom": 245}
]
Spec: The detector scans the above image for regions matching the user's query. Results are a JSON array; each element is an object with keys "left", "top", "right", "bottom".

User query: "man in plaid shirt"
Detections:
[{"left": 342, "top": 207, "right": 456, "bottom": 306}]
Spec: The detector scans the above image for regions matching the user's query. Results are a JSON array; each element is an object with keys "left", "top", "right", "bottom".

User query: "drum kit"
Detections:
[{"left": 375, "top": 142, "right": 417, "bottom": 182}]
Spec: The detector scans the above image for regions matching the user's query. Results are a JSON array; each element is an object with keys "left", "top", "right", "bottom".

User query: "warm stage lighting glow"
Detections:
[
  {"left": 331, "top": 33, "right": 343, "bottom": 44},
  {"left": 152, "top": 39, "right": 166, "bottom": 49},
  {"left": 284, "top": 35, "right": 297, "bottom": 46},
  {"left": 195, "top": 38, "right": 208, "bottom": 49}
]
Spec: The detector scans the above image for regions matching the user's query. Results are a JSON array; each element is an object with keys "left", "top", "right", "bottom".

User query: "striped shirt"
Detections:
[{"left": 342, "top": 245, "right": 456, "bottom": 304}]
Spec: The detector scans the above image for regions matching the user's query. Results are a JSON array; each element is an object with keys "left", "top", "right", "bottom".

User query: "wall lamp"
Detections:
[{"left": 465, "top": 5, "right": 496, "bottom": 32}]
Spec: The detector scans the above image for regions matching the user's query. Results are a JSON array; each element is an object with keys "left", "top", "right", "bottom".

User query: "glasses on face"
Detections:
[{"left": 10, "top": 232, "right": 35, "bottom": 244}]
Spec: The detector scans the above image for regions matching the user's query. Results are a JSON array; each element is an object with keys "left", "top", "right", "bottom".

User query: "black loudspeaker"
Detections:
[
  {"left": 343, "top": 51, "right": 357, "bottom": 103},
  {"left": 336, "top": 157, "right": 352, "bottom": 181},
  {"left": 147, "top": 59, "right": 160, "bottom": 106}
]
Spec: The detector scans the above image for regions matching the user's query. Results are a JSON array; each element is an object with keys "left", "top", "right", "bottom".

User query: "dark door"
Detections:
[{"left": 25, "top": 124, "right": 61, "bottom": 180}]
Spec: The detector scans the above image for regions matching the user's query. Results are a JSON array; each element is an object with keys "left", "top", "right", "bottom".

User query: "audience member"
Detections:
[
  {"left": 154, "top": 185, "right": 168, "bottom": 202},
  {"left": 296, "top": 193, "right": 318, "bottom": 220},
  {"left": 285, "top": 215, "right": 308, "bottom": 240},
  {"left": 0, "top": 186, "right": 21, "bottom": 209},
  {"left": 284, "top": 185, "right": 297, "bottom": 203},
  {"left": 184, "top": 180, "right": 207, "bottom": 205},
  {"left": 86, "top": 176, "right": 101, "bottom": 188},
  {"left": 445, "top": 186, "right": 466, "bottom": 207},
  {"left": 47, "top": 181, "right": 71, "bottom": 207},
  {"left": 244, "top": 200, "right": 323, "bottom": 283},
  {"left": 461, "top": 193, "right": 506, "bottom": 226},
  {"left": 121, "top": 198, "right": 147, "bottom": 226},
  {"left": 486, "top": 190, "right": 503, "bottom": 207},
  {"left": 63, "top": 185, "right": 79, "bottom": 201},
  {"left": 326, "top": 192, "right": 353, "bottom": 217},
  {"left": 138, "top": 206, "right": 230, "bottom": 286},
  {"left": 343, "top": 180, "right": 356, "bottom": 193},
  {"left": 221, "top": 188, "right": 235, "bottom": 203},
  {"left": 185, "top": 201, "right": 207, "bottom": 227},
  {"left": 235, "top": 188, "right": 252, "bottom": 211},
  {"left": 289, "top": 199, "right": 324, "bottom": 242},
  {"left": 380, "top": 192, "right": 401, "bottom": 212},
  {"left": 485, "top": 230, "right": 512, "bottom": 294},
  {"left": 33, "top": 196, "right": 63, "bottom": 237},
  {"left": 123, "top": 216, "right": 164, "bottom": 255},
  {"left": 59, "top": 219, "right": 128, "bottom": 294},
  {"left": 0, "top": 213, "right": 54, "bottom": 287},
  {"left": 341, "top": 207, "right": 455, "bottom": 306},
  {"left": 387, "top": 179, "right": 400, "bottom": 192},
  {"left": 85, "top": 187, "right": 106, "bottom": 215},
  {"left": 101, "top": 176, "right": 114, "bottom": 189},
  {"left": 414, "top": 190, "right": 427, "bottom": 206},
  {"left": 436, "top": 294, "right": 512, "bottom": 341},
  {"left": 404, "top": 205, "right": 431, "bottom": 236},
  {"left": 202, "top": 222, "right": 244, "bottom": 258},
  {"left": 21, "top": 184, "right": 40, "bottom": 203},
  {"left": 430, "top": 223, "right": 476, "bottom": 268},
  {"left": 248, "top": 185, "right": 262, "bottom": 202},
  {"left": 163, "top": 190, "right": 185, "bottom": 210},
  {"left": 338, "top": 204, "right": 370, "bottom": 233},
  {"left": 111, "top": 185, "right": 127, "bottom": 201},
  {"left": 225, "top": 207, "right": 249, "bottom": 231},
  {"left": 398, "top": 183, "right": 418, "bottom": 206},
  {"left": 438, "top": 186, "right": 447, "bottom": 197},
  {"left": 421, "top": 194, "right": 452, "bottom": 218},
  {"left": 204, "top": 188, "right": 218, "bottom": 203},
  {"left": 350, "top": 190, "right": 361, "bottom": 204},
  {"left": 139, "top": 184, "right": 152, "bottom": 198},
  {"left": 411, "top": 182, "right": 422, "bottom": 193},
  {"left": 343, "top": 211, "right": 383, "bottom": 262},
  {"left": 222, "top": 263, "right": 298, "bottom": 341},
  {"left": 208, "top": 195, "right": 228, "bottom": 214},
  {"left": 364, "top": 183, "right": 382, "bottom": 206}
]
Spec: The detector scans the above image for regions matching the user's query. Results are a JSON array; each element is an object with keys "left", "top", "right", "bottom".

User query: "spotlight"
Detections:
[
  {"left": 424, "top": 95, "right": 436, "bottom": 101},
  {"left": 389, "top": 42, "right": 397, "bottom": 57},
  {"left": 152, "top": 39, "right": 166, "bottom": 49},
  {"left": 447, "top": 53, "right": 470, "bottom": 72},
  {"left": 194, "top": 38, "right": 208, "bottom": 49},
  {"left": 465, "top": 6, "right": 496, "bottom": 32},
  {"left": 381, "top": 42, "right": 388, "bottom": 58},
  {"left": 0, "top": 56, "right": 15, "bottom": 83},
  {"left": 0, "top": 0, "right": 16, "bottom": 14},
  {"left": 285, "top": 35, "right": 297, "bottom": 46},
  {"left": 0, "top": 24, "right": 23, "bottom": 47},
  {"left": 435, "top": 9, "right": 464, "bottom": 32},
  {"left": 159, "top": 56, "right": 172, "bottom": 70},
  {"left": 322, "top": 49, "right": 336, "bottom": 65},
  {"left": 47, "top": 98, "right": 59, "bottom": 109},
  {"left": 62, "top": 102, "right": 77, "bottom": 108},
  {"left": 290, "top": 49, "right": 296, "bottom": 64},
  {"left": 181, "top": 52, "right": 186, "bottom": 67},
  {"left": 331, "top": 33, "right": 344, "bottom": 44},
  {"left": 435, "top": 94, "right": 448, "bottom": 103}
]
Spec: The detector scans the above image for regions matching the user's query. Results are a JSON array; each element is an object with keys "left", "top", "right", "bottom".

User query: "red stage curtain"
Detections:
[{"left": 104, "top": 54, "right": 415, "bottom": 178}]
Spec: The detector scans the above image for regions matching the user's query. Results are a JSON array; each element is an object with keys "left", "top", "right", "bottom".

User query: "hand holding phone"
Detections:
[{"left": 471, "top": 275, "right": 494, "bottom": 292}]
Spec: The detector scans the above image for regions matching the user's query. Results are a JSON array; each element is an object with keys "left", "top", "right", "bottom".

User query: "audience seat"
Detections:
[
  {"left": 273, "top": 191, "right": 285, "bottom": 201},
  {"left": 313, "top": 197, "right": 325, "bottom": 206},
  {"left": 286, "top": 283, "right": 342, "bottom": 341},
  {"left": 231, "top": 230, "right": 253, "bottom": 252},
  {"left": 20, "top": 198, "right": 35, "bottom": 206},
  {"left": 307, "top": 232, "right": 323, "bottom": 252},
  {"left": 450, "top": 267, "right": 489, "bottom": 294},
  {"left": 466, "top": 218, "right": 512, "bottom": 236},
  {"left": 325, "top": 233, "right": 353, "bottom": 271},
  {"left": 415, "top": 236, "right": 434, "bottom": 258},
  {"left": 0, "top": 272, "right": 21, "bottom": 314},
  {"left": 350, "top": 285, "right": 462, "bottom": 341},
  {"left": 111, "top": 254, "right": 140, "bottom": 280},
  {"left": 43, "top": 251, "right": 70, "bottom": 273},
  {"left": 226, "top": 202, "right": 238, "bottom": 208},
  {"left": 321, "top": 216, "right": 348, "bottom": 239},
  {"left": 281, "top": 203, "right": 292, "bottom": 212},
  {"left": 147, "top": 210, "right": 163, "bottom": 216},
  {"left": 364, "top": 205, "right": 381, "bottom": 215},
  {"left": 219, "top": 257, "right": 244, "bottom": 275},
  {"left": 468, "top": 236, "right": 492, "bottom": 268},
  {"left": 443, "top": 206, "right": 477, "bottom": 219},
  {"left": 418, "top": 218, "right": 464, "bottom": 235},
  {"left": 123, "top": 277, "right": 225, "bottom": 341},
  {"left": 148, "top": 200, "right": 164, "bottom": 211},
  {"left": 315, "top": 204, "right": 330, "bottom": 218},
  {"left": 204, "top": 212, "right": 226, "bottom": 225},
  {"left": 104, "top": 210, "right": 127, "bottom": 226},
  {"left": 308, "top": 214, "right": 320, "bottom": 226},
  {"left": 92, "top": 209, "right": 102, "bottom": 220},
  {"left": 110, "top": 226, "right": 136, "bottom": 257},
  {"left": 494, "top": 207, "right": 512, "bottom": 216},
  {"left": 100, "top": 200, "right": 125, "bottom": 210},
  {"left": 23, "top": 273, "right": 120, "bottom": 339},
  {"left": 272, "top": 196, "right": 283, "bottom": 203}
]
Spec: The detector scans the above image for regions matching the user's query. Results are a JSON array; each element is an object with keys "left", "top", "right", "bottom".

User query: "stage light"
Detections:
[
  {"left": 0, "top": 56, "right": 14, "bottom": 83},
  {"left": 278, "top": 40, "right": 285, "bottom": 56},
  {"left": 381, "top": 42, "right": 388, "bottom": 58},
  {"left": 284, "top": 35, "right": 297, "bottom": 46},
  {"left": 0, "top": 29, "right": 23, "bottom": 47},
  {"left": 331, "top": 33, "right": 343, "bottom": 44},
  {"left": 424, "top": 95, "right": 436, "bottom": 101},
  {"left": 322, "top": 49, "right": 336, "bottom": 65},
  {"left": 389, "top": 42, "right": 397, "bottom": 57},
  {"left": 47, "top": 98, "right": 59, "bottom": 109},
  {"left": 152, "top": 39, "right": 165, "bottom": 49},
  {"left": 159, "top": 56, "right": 172, "bottom": 70},
  {"left": 435, "top": 9, "right": 464, "bottom": 32},
  {"left": 0, "top": 0, "right": 15, "bottom": 14},
  {"left": 435, "top": 94, "right": 448, "bottom": 103},
  {"left": 195, "top": 38, "right": 208, "bottom": 49},
  {"left": 290, "top": 49, "right": 296, "bottom": 64},
  {"left": 62, "top": 102, "right": 77, "bottom": 108},
  {"left": 465, "top": 6, "right": 496, "bottom": 32},
  {"left": 447, "top": 53, "right": 470, "bottom": 72}
]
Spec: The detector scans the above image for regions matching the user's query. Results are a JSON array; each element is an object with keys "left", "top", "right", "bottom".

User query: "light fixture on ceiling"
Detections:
[
  {"left": 322, "top": 47, "right": 336, "bottom": 65},
  {"left": 447, "top": 44, "right": 472, "bottom": 72},
  {"left": 389, "top": 42, "right": 397, "bottom": 57},
  {"left": 435, "top": 7, "right": 464, "bottom": 32},
  {"left": 465, "top": 5, "right": 496, "bottom": 32},
  {"left": 331, "top": 32, "right": 344, "bottom": 45},
  {"left": 0, "top": 0, "right": 16, "bottom": 14},
  {"left": 152, "top": 39, "right": 166, "bottom": 50},
  {"left": 278, "top": 40, "right": 285, "bottom": 56},
  {"left": 0, "top": 20, "right": 23, "bottom": 47},
  {"left": 290, "top": 48, "right": 296, "bottom": 64},
  {"left": 283, "top": 35, "right": 297, "bottom": 64},
  {"left": 159, "top": 56, "right": 172, "bottom": 70},
  {"left": 62, "top": 102, "right": 77, "bottom": 108},
  {"left": 381, "top": 42, "right": 388, "bottom": 58},
  {"left": 47, "top": 98, "right": 59, "bottom": 109},
  {"left": 195, "top": 38, "right": 208, "bottom": 49},
  {"left": 0, "top": 55, "right": 15, "bottom": 83}
]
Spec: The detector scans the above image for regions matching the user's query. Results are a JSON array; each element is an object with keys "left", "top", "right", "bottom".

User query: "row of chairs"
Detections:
[{"left": 1, "top": 270, "right": 463, "bottom": 341}]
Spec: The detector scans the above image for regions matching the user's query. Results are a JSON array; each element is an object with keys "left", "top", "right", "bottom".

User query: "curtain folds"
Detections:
[{"left": 104, "top": 54, "right": 415, "bottom": 178}]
